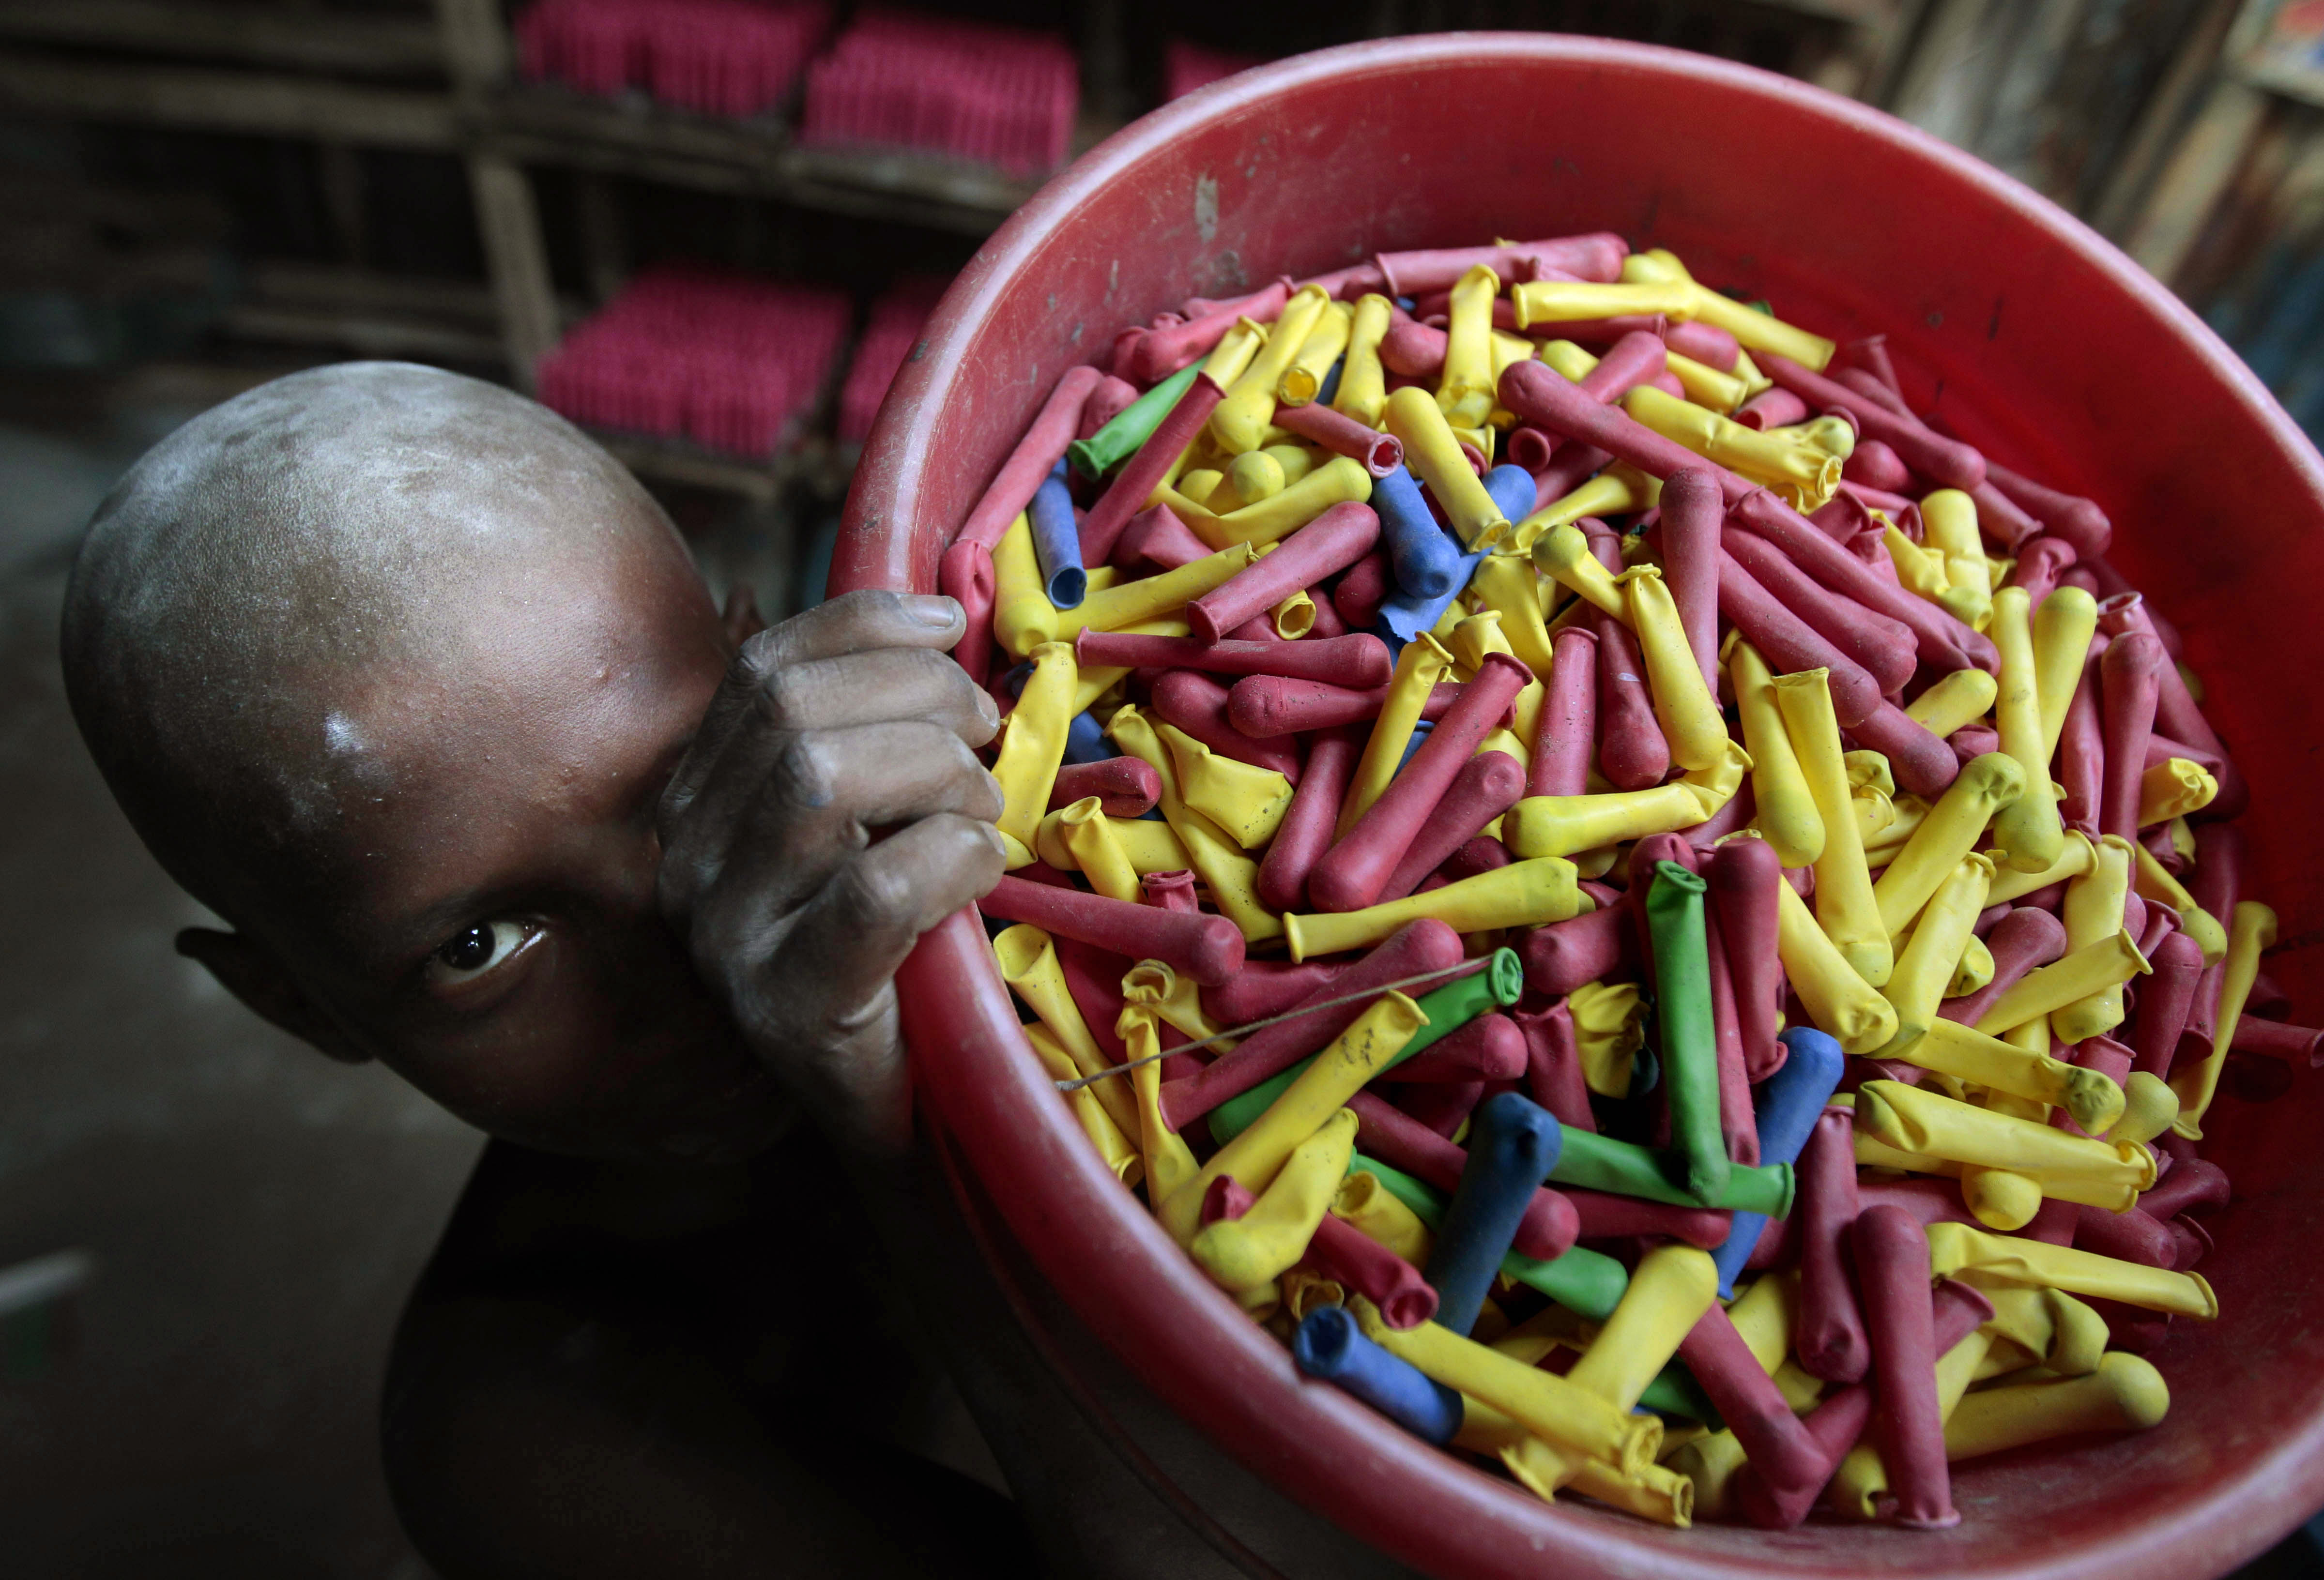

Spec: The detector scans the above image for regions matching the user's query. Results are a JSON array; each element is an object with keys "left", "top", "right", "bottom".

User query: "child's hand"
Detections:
[{"left": 657, "top": 591, "right": 1006, "bottom": 1155}]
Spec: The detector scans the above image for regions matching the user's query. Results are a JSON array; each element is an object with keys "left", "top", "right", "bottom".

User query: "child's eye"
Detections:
[{"left": 426, "top": 919, "right": 535, "bottom": 984}]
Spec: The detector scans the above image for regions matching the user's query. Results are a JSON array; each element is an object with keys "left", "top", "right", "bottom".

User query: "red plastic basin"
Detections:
[{"left": 833, "top": 33, "right": 2324, "bottom": 1580}]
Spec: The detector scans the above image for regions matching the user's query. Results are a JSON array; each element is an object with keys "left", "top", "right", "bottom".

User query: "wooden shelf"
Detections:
[
  {"left": 0, "top": 50, "right": 1047, "bottom": 237},
  {"left": 216, "top": 302, "right": 503, "bottom": 364},
  {"left": 1751, "top": 0, "right": 1901, "bottom": 26},
  {"left": 0, "top": 32, "right": 1045, "bottom": 413},
  {"left": 2237, "top": 51, "right": 2324, "bottom": 110},
  {"left": 592, "top": 432, "right": 854, "bottom": 507},
  {"left": 242, "top": 261, "right": 505, "bottom": 322},
  {"left": 0, "top": 47, "right": 457, "bottom": 149},
  {"left": 0, "top": 0, "right": 443, "bottom": 78},
  {"left": 473, "top": 85, "right": 1043, "bottom": 237},
  {"left": 209, "top": 262, "right": 519, "bottom": 365}
]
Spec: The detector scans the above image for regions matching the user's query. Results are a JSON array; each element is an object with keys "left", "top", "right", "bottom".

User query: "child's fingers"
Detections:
[
  {"left": 735, "top": 722, "right": 1003, "bottom": 896},
  {"left": 754, "top": 589, "right": 967, "bottom": 669},
  {"left": 661, "top": 651, "right": 769, "bottom": 827},
  {"left": 659, "top": 600, "right": 982, "bottom": 837},
  {"left": 661, "top": 646, "right": 994, "bottom": 861},
  {"left": 775, "top": 812, "right": 1008, "bottom": 1043},
  {"left": 667, "top": 722, "right": 1003, "bottom": 921},
  {"left": 751, "top": 814, "right": 1005, "bottom": 1155},
  {"left": 752, "top": 646, "right": 999, "bottom": 742},
  {"left": 760, "top": 718, "right": 1001, "bottom": 841}
]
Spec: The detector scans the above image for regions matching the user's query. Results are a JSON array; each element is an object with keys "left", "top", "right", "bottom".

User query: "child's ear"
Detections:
[
  {"left": 175, "top": 927, "right": 372, "bottom": 1064},
  {"left": 722, "top": 583, "right": 766, "bottom": 648}
]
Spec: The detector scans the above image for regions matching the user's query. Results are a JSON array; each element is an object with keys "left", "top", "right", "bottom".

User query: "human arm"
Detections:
[{"left": 656, "top": 590, "right": 1008, "bottom": 1157}]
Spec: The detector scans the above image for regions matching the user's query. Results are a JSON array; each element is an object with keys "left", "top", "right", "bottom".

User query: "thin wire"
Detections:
[{"left": 1051, "top": 957, "right": 1489, "bottom": 1093}]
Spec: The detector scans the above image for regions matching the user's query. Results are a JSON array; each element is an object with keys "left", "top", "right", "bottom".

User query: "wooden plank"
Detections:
[
  {"left": 1963, "top": 0, "right": 2085, "bottom": 192},
  {"left": 315, "top": 139, "right": 368, "bottom": 262},
  {"left": 217, "top": 303, "right": 507, "bottom": 365},
  {"left": 215, "top": 264, "right": 521, "bottom": 365},
  {"left": 466, "top": 154, "right": 563, "bottom": 388},
  {"left": 574, "top": 172, "right": 629, "bottom": 305},
  {"left": 784, "top": 143, "right": 1036, "bottom": 222},
  {"left": 601, "top": 433, "right": 854, "bottom": 504},
  {"left": 474, "top": 126, "right": 1024, "bottom": 236},
  {"left": 1885, "top": 0, "right": 2004, "bottom": 147},
  {"left": 1785, "top": 0, "right": 1921, "bottom": 105},
  {"left": 0, "top": 51, "right": 456, "bottom": 148},
  {"left": 596, "top": 434, "right": 784, "bottom": 504},
  {"left": 2237, "top": 50, "right": 2324, "bottom": 109},
  {"left": 1077, "top": 0, "right": 1128, "bottom": 123},
  {"left": 485, "top": 84, "right": 791, "bottom": 165},
  {"left": 0, "top": 0, "right": 443, "bottom": 75},
  {"left": 473, "top": 86, "right": 1035, "bottom": 235},
  {"left": 113, "top": 359, "right": 314, "bottom": 411},
  {"left": 243, "top": 261, "right": 504, "bottom": 323},
  {"left": 1856, "top": 0, "right": 1936, "bottom": 106},
  {"left": 1748, "top": 0, "right": 1899, "bottom": 25},
  {"left": 2092, "top": 0, "right": 2244, "bottom": 237},
  {"left": 432, "top": 0, "right": 509, "bottom": 96},
  {"left": 2125, "top": 75, "right": 2269, "bottom": 285},
  {"left": 2167, "top": 98, "right": 2299, "bottom": 312}
]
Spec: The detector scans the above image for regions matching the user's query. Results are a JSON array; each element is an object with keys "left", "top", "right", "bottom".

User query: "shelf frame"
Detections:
[{"left": 474, "top": 84, "right": 1039, "bottom": 237}]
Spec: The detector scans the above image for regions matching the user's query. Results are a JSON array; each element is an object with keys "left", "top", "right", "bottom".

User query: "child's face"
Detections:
[{"left": 243, "top": 538, "right": 793, "bottom": 1163}]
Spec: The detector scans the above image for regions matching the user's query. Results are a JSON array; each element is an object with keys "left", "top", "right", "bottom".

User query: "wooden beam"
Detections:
[
  {"left": 474, "top": 88, "right": 1034, "bottom": 236},
  {"left": 786, "top": 143, "right": 1035, "bottom": 228},
  {"left": 432, "top": 0, "right": 510, "bottom": 96},
  {"left": 1857, "top": 0, "right": 1935, "bottom": 107},
  {"left": 244, "top": 262, "right": 504, "bottom": 324},
  {"left": 0, "top": 0, "right": 443, "bottom": 76},
  {"left": 1746, "top": 0, "right": 1897, "bottom": 25},
  {"left": 1884, "top": 0, "right": 2002, "bottom": 147},
  {"left": 598, "top": 433, "right": 853, "bottom": 505},
  {"left": 217, "top": 303, "right": 507, "bottom": 365},
  {"left": 466, "top": 155, "right": 562, "bottom": 388},
  {"left": 0, "top": 51, "right": 456, "bottom": 148},
  {"left": 2092, "top": 0, "right": 2242, "bottom": 239},
  {"left": 205, "top": 264, "right": 522, "bottom": 366},
  {"left": 2124, "top": 76, "right": 2269, "bottom": 288},
  {"left": 597, "top": 435, "right": 782, "bottom": 504},
  {"left": 574, "top": 171, "right": 629, "bottom": 305}
]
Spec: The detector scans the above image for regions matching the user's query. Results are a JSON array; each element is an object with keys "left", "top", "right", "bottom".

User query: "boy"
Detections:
[{"left": 61, "top": 363, "right": 1411, "bottom": 1580}]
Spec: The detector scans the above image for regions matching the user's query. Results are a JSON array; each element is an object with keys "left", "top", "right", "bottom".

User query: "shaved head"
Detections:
[
  {"left": 64, "top": 361, "right": 704, "bottom": 923},
  {"left": 61, "top": 362, "right": 786, "bottom": 1159}
]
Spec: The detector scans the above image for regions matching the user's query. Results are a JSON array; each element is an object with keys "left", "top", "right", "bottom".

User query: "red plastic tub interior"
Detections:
[{"left": 831, "top": 34, "right": 2324, "bottom": 1580}]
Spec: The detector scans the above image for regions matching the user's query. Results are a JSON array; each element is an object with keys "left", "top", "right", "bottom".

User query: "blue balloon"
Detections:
[
  {"left": 1060, "top": 710, "right": 1110, "bottom": 765},
  {"left": 1372, "top": 462, "right": 1538, "bottom": 644},
  {"left": 1375, "top": 466, "right": 1466, "bottom": 601},
  {"left": 1027, "top": 458, "right": 1086, "bottom": 609},
  {"left": 1375, "top": 553, "right": 1482, "bottom": 644},
  {"left": 1483, "top": 462, "right": 1537, "bottom": 524},
  {"left": 1709, "top": 1026, "right": 1846, "bottom": 1296},
  {"left": 1394, "top": 721, "right": 1434, "bottom": 773},
  {"left": 1292, "top": 1306, "right": 1463, "bottom": 1445},
  {"left": 1427, "top": 1092, "right": 1564, "bottom": 1335}
]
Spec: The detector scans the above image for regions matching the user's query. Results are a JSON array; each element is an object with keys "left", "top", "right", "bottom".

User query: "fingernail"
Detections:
[
  {"left": 910, "top": 594, "right": 961, "bottom": 628},
  {"left": 976, "top": 687, "right": 1001, "bottom": 730}
]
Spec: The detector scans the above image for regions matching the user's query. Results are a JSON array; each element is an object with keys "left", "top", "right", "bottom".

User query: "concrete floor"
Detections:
[{"left": 0, "top": 396, "right": 482, "bottom": 1579}]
